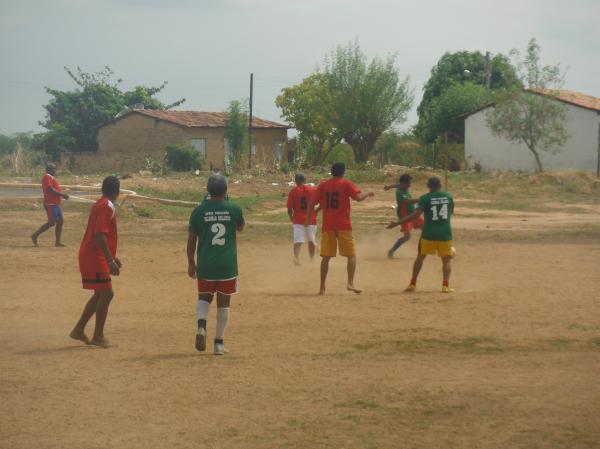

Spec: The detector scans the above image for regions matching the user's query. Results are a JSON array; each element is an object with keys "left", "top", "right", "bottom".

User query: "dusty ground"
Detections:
[{"left": 1, "top": 182, "right": 600, "bottom": 449}]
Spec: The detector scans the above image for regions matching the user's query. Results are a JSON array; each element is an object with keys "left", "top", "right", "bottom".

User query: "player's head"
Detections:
[
  {"left": 427, "top": 176, "right": 442, "bottom": 192},
  {"left": 331, "top": 162, "right": 345, "bottom": 178},
  {"left": 45, "top": 162, "right": 56, "bottom": 175},
  {"left": 207, "top": 173, "right": 228, "bottom": 198},
  {"left": 399, "top": 174, "right": 412, "bottom": 188},
  {"left": 102, "top": 175, "right": 120, "bottom": 200},
  {"left": 294, "top": 173, "right": 306, "bottom": 186}
]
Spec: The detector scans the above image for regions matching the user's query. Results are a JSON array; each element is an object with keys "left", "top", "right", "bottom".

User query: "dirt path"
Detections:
[{"left": 1, "top": 210, "right": 599, "bottom": 449}]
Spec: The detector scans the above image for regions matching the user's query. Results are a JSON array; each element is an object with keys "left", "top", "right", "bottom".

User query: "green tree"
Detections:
[
  {"left": 419, "top": 82, "right": 487, "bottom": 143},
  {"left": 39, "top": 66, "right": 185, "bottom": 157},
  {"left": 486, "top": 39, "right": 568, "bottom": 172},
  {"left": 223, "top": 100, "right": 249, "bottom": 167},
  {"left": 275, "top": 73, "right": 339, "bottom": 165},
  {"left": 323, "top": 41, "right": 413, "bottom": 163},
  {"left": 417, "top": 51, "right": 519, "bottom": 142}
]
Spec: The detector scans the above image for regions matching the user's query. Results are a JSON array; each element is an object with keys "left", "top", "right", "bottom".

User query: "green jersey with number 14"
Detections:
[
  {"left": 189, "top": 199, "right": 245, "bottom": 280},
  {"left": 418, "top": 191, "right": 454, "bottom": 241}
]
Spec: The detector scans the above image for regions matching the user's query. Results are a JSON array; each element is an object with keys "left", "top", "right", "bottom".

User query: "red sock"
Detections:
[
  {"left": 410, "top": 277, "right": 417, "bottom": 286},
  {"left": 443, "top": 280, "right": 449, "bottom": 287}
]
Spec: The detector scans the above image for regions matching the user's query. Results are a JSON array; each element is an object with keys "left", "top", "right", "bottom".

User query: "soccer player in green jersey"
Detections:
[
  {"left": 383, "top": 174, "right": 423, "bottom": 259},
  {"left": 187, "top": 174, "right": 245, "bottom": 355},
  {"left": 387, "top": 176, "right": 455, "bottom": 293}
]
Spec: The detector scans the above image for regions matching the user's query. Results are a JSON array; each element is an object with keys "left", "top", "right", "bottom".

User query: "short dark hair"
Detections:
[
  {"left": 207, "top": 173, "right": 228, "bottom": 196},
  {"left": 294, "top": 173, "right": 306, "bottom": 184},
  {"left": 427, "top": 176, "right": 442, "bottom": 190},
  {"left": 45, "top": 162, "right": 56, "bottom": 172},
  {"left": 331, "top": 162, "right": 345, "bottom": 177},
  {"left": 399, "top": 174, "right": 412, "bottom": 184},
  {"left": 102, "top": 175, "right": 120, "bottom": 196}
]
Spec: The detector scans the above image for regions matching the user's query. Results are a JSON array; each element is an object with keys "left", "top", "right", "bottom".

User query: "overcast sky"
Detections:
[{"left": 1, "top": 0, "right": 599, "bottom": 135}]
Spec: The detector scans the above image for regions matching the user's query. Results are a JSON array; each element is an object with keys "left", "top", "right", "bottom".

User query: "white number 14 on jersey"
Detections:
[{"left": 431, "top": 203, "right": 448, "bottom": 221}]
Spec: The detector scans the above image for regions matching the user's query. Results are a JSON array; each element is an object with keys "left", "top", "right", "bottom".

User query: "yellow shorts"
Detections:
[
  {"left": 420, "top": 239, "right": 453, "bottom": 257},
  {"left": 320, "top": 231, "right": 356, "bottom": 257}
]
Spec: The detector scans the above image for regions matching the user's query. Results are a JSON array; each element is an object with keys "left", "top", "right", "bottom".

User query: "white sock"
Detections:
[
  {"left": 215, "top": 308, "right": 230, "bottom": 340},
  {"left": 196, "top": 300, "right": 210, "bottom": 321}
]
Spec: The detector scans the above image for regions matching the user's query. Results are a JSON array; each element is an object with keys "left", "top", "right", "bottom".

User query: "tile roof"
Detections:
[
  {"left": 528, "top": 89, "right": 600, "bottom": 112},
  {"left": 454, "top": 88, "right": 600, "bottom": 120},
  {"left": 111, "top": 109, "right": 289, "bottom": 129}
]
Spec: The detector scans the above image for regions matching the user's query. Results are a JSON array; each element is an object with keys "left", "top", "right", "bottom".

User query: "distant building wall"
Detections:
[
  {"left": 465, "top": 103, "right": 600, "bottom": 171},
  {"left": 72, "top": 113, "right": 288, "bottom": 173}
]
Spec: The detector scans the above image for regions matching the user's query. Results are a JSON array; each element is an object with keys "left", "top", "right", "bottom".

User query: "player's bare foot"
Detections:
[
  {"left": 55, "top": 242, "right": 66, "bottom": 247},
  {"left": 69, "top": 330, "right": 91, "bottom": 345},
  {"left": 31, "top": 235, "right": 38, "bottom": 247},
  {"left": 90, "top": 337, "right": 111, "bottom": 348},
  {"left": 318, "top": 287, "right": 326, "bottom": 295},
  {"left": 404, "top": 284, "right": 416, "bottom": 293},
  {"left": 347, "top": 284, "right": 362, "bottom": 294},
  {"left": 293, "top": 258, "right": 300, "bottom": 266}
]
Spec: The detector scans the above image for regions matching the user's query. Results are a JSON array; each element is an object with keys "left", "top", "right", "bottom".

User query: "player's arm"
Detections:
[
  {"left": 304, "top": 199, "right": 316, "bottom": 226},
  {"left": 187, "top": 231, "right": 198, "bottom": 278},
  {"left": 48, "top": 185, "right": 69, "bottom": 200},
  {"left": 383, "top": 183, "right": 401, "bottom": 191},
  {"left": 400, "top": 198, "right": 419, "bottom": 205},
  {"left": 355, "top": 191, "right": 375, "bottom": 202},
  {"left": 237, "top": 217, "right": 245, "bottom": 232},
  {"left": 386, "top": 207, "right": 424, "bottom": 229},
  {"left": 287, "top": 208, "right": 294, "bottom": 223},
  {"left": 94, "top": 232, "right": 120, "bottom": 275}
]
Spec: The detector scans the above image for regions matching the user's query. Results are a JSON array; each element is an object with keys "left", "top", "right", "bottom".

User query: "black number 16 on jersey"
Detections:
[{"left": 326, "top": 192, "right": 340, "bottom": 209}]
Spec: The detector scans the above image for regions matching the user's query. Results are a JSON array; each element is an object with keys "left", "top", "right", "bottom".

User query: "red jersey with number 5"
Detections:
[
  {"left": 79, "top": 197, "right": 118, "bottom": 273},
  {"left": 315, "top": 178, "right": 361, "bottom": 232},
  {"left": 287, "top": 185, "right": 317, "bottom": 225}
]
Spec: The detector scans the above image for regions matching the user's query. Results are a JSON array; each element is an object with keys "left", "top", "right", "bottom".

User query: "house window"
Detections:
[
  {"left": 274, "top": 140, "right": 284, "bottom": 163},
  {"left": 190, "top": 138, "right": 207, "bottom": 159}
]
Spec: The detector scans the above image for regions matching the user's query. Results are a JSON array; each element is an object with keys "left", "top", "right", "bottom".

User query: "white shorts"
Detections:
[{"left": 293, "top": 224, "right": 317, "bottom": 244}]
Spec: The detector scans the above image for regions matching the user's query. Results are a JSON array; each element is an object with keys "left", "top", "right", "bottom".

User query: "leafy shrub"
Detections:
[
  {"left": 165, "top": 143, "right": 203, "bottom": 171},
  {"left": 323, "top": 143, "right": 355, "bottom": 166}
]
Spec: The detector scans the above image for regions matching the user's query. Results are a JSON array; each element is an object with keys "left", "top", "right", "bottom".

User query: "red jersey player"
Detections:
[
  {"left": 287, "top": 173, "right": 319, "bottom": 265},
  {"left": 306, "top": 163, "right": 374, "bottom": 295},
  {"left": 70, "top": 176, "right": 121, "bottom": 348},
  {"left": 31, "top": 162, "right": 69, "bottom": 247}
]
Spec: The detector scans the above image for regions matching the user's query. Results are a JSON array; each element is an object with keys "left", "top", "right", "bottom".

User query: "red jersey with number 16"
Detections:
[
  {"left": 314, "top": 178, "right": 361, "bottom": 232},
  {"left": 287, "top": 185, "right": 317, "bottom": 225},
  {"left": 79, "top": 197, "right": 118, "bottom": 274}
]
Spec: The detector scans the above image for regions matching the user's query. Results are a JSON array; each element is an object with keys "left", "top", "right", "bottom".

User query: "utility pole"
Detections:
[
  {"left": 248, "top": 73, "right": 254, "bottom": 169},
  {"left": 484, "top": 51, "right": 492, "bottom": 90}
]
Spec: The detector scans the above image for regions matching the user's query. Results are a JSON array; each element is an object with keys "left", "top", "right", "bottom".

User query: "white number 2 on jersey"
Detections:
[
  {"left": 430, "top": 203, "right": 448, "bottom": 221},
  {"left": 211, "top": 223, "right": 226, "bottom": 246}
]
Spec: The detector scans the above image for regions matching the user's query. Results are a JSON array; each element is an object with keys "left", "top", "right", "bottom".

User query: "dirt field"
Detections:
[{"left": 1, "top": 175, "right": 600, "bottom": 449}]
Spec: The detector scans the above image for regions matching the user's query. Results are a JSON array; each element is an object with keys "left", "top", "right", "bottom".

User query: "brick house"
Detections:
[{"left": 73, "top": 109, "right": 289, "bottom": 172}]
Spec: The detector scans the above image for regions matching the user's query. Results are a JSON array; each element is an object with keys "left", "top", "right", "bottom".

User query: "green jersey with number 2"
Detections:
[
  {"left": 418, "top": 191, "right": 454, "bottom": 241},
  {"left": 189, "top": 199, "right": 245, "bottom": 280}
]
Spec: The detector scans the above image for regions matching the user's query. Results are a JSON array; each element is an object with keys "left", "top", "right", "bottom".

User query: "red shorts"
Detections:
[
  {"left": 197, "top": 278, "right": 238, "bottom": 295},
  {"left": 401, "top": 217, "right": 424, "bottom": 233},
  {"left": 81, "top": 272, "right": 112, "bottom": 290}
]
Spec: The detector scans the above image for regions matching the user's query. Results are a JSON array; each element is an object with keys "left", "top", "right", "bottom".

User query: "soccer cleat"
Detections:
[
  {"left": 214, "top": 342, "right": 229, "bottom": 355},
  {"left": 404, "top": 284, "right": 416, "bottom": 292},
  {"left": 441, "top": 286, "right": 454, "bottom": 293},
  {"left": 195, "top": 328, "right": 206, "bottom": 352}
]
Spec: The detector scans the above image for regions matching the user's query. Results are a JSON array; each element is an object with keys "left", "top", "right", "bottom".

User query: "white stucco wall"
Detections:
[{"left": 465, "top": 103, "right": 600, "bottom": 171}]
